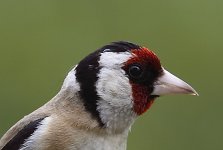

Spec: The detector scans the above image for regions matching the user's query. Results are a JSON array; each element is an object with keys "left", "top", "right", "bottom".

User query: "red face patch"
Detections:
[
  {"left": 131, "top": 84, "right": 155, "bottom": 115},
  {"left": 123, "top": 47, "right": 162, "bottom": 115}
]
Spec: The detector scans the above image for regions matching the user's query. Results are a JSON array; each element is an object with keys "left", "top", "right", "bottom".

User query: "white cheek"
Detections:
[
  {"left": 96, "top": 52, "right": 136, "bottom": 131},
  {"left": 96, "top": 68, "right": 136, "bottom": 131},
  {"left": 96, "top": 68, "right": 133, "bottom": 107},
  {"left": 97, "top": 52, "right": 133, "bottom": 107}
]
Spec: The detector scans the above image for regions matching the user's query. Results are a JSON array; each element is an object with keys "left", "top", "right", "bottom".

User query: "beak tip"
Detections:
[
  {"left": 190, "top": 90, "right": 199, "bottom": 96},
  {"left": 185, "top": 84, "right": 199, "bottom": 96},
  {"left": 182, "top": 84, "right": 199, "bottom": 96}
]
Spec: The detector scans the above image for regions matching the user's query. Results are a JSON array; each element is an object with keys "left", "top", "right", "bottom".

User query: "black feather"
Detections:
[
  {"left": 2, "top": 118, "right": 46, "bottom": 150},
  {"left": 75, "top": 41, "right": 140, "bottom": 127},
  {"left": 101, "top": 41, "right": 141, "bottom": 53}
]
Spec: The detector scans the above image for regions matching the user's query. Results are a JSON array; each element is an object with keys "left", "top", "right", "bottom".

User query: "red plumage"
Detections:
[{"left": 124, "top": 47, "right": 162, "bottom": 114}]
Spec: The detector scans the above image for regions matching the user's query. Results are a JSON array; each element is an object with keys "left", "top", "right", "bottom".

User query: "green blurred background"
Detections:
[{"left": 0, "top": 0, "right": 222, "bottom": 149}]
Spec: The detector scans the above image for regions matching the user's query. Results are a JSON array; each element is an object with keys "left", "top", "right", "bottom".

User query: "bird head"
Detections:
[{"left": 68, "top": 41, "right": 198, "bottom": 133}]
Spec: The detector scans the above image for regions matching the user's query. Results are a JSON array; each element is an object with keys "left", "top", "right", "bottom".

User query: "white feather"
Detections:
[
  {"left": 19, "top": 117, "right": 52, "bottom": 150},
  {"left": 62, "top": 66, "right": 80, "bottom": 92},
  {"left": 99, "top": 52, "right": 132, "bottom": 68},
  {"left": 96, "top": 52, "right": 137, "bottom": 133}
]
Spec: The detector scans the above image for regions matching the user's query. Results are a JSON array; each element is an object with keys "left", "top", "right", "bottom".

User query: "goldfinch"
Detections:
[{"left": 0, "top": 41, "right": 198, "bottom": 150}]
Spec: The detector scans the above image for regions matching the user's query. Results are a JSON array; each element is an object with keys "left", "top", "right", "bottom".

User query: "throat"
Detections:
[
  {"left": 78, "top": 130, "right": 129, "bottom": 150},
  {"left": 97, "top": 100, "right": 137, "bottom": 134},
  {"left": 131, "top": 84, "right": 156, "bottom": 115},
  {"left": 134, "top": 98, "right": 155, "bottom": 115}
]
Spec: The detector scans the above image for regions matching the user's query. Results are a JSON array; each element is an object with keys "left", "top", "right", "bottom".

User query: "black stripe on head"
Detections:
[
  {"left": 75, "top": 41, "right": 140, "bottom": 126},
  {"left": 75, "top": 49, "right": 104, "bottom": 126},
  {"left": 101, "top": 41, "right": 141, "bottom": 53},
  {"left": 2, "top": 118, "right": 46, "bottom": 150}
]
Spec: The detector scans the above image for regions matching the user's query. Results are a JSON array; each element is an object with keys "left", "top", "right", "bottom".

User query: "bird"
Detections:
[{"left": 0, "top": 41, "right": 198, "bottom": 150}]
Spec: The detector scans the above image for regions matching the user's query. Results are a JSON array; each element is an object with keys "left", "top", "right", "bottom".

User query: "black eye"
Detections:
[{"left": 128, "top": 64, "right": 143, "bottom": 79}]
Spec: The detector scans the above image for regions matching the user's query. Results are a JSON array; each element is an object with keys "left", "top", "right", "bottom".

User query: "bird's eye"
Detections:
[{"left": 128, "top": 64, "right": 143, "bottom": 79}]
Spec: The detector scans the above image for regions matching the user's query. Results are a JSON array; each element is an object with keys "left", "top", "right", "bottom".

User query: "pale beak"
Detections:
[{"left": 151, "top": 68, "right": 198, "bottom": 96}]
